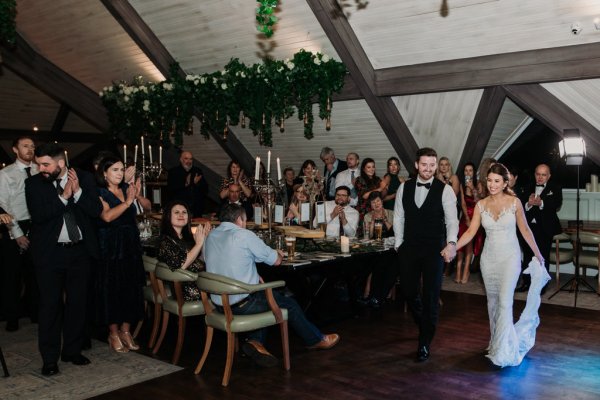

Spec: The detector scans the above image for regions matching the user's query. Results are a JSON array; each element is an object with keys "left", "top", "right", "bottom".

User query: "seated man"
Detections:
[
  {"left": 313, "top": 185, "right": 359, "bottom": 238},
  {"left": 219, "top": 183, "right": 253, "bottom": 219},
  {"left": 204, "top": 203, "right": 339, "bottom": 367}
]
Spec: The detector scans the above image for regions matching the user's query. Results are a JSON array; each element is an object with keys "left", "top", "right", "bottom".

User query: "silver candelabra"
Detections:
[{"left": 254, "top": 173, "right": 285, "bottom": 239}]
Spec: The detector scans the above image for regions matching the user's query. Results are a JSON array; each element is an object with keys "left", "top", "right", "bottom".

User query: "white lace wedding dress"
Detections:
[{"left": 479, "top": 200, "right": 550, "bottom": 367}]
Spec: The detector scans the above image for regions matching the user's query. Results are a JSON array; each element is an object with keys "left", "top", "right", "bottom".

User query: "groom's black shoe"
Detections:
[
  {"left": 515, "top": 283, "right": 529, "bottom": 293},
  {"left": 416, "top": 345, "right": 430, "bottom": 362}
]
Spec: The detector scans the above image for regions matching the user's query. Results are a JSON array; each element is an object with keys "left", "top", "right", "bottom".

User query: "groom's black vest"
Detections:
[{"left": 402, "top": 178, "right": 446, "bottom": 247}]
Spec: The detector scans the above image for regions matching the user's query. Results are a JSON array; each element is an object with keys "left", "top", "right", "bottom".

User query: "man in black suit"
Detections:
[
  {"left": 393, "top": 148, "right": 459, "bottom": 362},
  {"left": 25, "top": 143, "right": 102, "bottom": 376},
  {"left": 320, "top": 147, "right": 347, "bottom": 201},
  {"left": 167, "top": 151, "right": 208, "bottom": 218},
  {"left": 516, "top": 163, "right": 562, "bottom": 293}
]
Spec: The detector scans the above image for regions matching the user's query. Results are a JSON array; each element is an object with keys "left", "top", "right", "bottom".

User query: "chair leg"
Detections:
[
  {"left": 172, "top": 315, "right": 186, "bottom": 365},
  {"left": 279, "top": 321, "right": 291, "bottom": 371},
  {"left": 132, "top": 301, "right": 148, "bottom": 339},
  {"left": 148, "top": 302, "right": 161, "bottom": 348},
  {"left": 152, "top": 311, "right": 170, "bottom": 355},
  {"left": 194, "top": 326, "right": 214, "bottom": 375},
  {"left": 0, "top": 346, "right": 9, "bottom": 377},
  {"left": 222, "top": 332, "right": 236, "bottom": 387}
]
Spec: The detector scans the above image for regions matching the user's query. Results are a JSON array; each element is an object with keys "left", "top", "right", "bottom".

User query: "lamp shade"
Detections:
[{"left": 558, "top": 137, "right": 586, "bottom": 165}]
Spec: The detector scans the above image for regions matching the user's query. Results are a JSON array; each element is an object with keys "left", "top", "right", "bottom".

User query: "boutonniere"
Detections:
[{"left": 547, "top": 191, "right": 553, "bottom": 196}]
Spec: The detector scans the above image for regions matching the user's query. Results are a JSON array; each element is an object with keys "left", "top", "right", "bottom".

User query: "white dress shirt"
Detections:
[
  {"left": 0, "top": 160, "right": 38, "bottom": 238},
  {"left": 56, "top": 172, "right": 83, "bottom": 243},
  {"left": 335, "top": 168, "right": 360, "bottom": 206},
  {"left": 393, "top": 177, "right": 459, "bottom": 249},
  {"left": 525, "top": 184, "right": 545, "bottom": 211},
  {"left": 313, "top": 200, "right": 359, "bottom": 238}
]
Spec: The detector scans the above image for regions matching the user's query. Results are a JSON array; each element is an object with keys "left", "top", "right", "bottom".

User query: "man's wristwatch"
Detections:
[{"left": 448, "top": 241, "right": 456, "bottom": 246}]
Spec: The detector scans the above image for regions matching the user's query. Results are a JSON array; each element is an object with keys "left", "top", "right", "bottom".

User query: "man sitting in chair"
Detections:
[{"left": 204, "top": 203, "right": 339, "bottom": 367}]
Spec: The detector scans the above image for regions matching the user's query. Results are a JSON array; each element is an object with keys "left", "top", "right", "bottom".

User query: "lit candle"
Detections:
[
  {"left": 340, "top": 236, "right": 350, "bottom": 253},
  {"left": 277, "top": 157, "right": 281, "bottom": 181},
  {"left": 134, "top": 145, "right": 138, "bottom": 164},
  {"left": 159, "top": 146, "right": 163, "bottom": 165},
  {"left": 64, "top": 150, "right": 69, "bottom": 168},
  {"left": 123, "top": 145, "right": 127, "bottom": 164},
  {"left": 148, "top": 145, "right": 153, "bottom": 164},
  {"left": 255, "top": 156, "right": 260, "bottom": 180},
  {"left": 141, "top": 136, "right": 145, "bottom": 156},
  {"left": 267, "top": 151, "right": 271, "bottom": 174}
]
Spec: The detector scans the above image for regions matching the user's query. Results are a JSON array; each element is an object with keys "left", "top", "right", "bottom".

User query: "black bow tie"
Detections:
[
  {"left": 536, "top": 184, "right": 545, "bottom": 187},
  {"left": 417, "top": 182, "right": 431, "bottom": 189}
]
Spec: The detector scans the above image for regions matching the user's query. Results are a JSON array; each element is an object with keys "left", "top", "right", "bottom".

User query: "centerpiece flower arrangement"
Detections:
[{"left": 100, "top": 50, "right": 346, "bottom": 147}]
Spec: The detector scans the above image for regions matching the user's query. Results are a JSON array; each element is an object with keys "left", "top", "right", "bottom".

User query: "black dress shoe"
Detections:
[
  {"left": 41, "top": 363, "right": 60, "bottom": 376},
  {"left": 5, "top": 319, "right": 18, "bottom": 332},
  {"left": 368, "top": 298, "right": 383, "bottom": 309},
  {"left": 515, "top": 283, "right": 530, "bottom": 293},
  {"left": 61, "top": 354, "right": 91, "bottom": 365},
  {"left": 417, "top": 345, "right": 430, "bottom": 362}
]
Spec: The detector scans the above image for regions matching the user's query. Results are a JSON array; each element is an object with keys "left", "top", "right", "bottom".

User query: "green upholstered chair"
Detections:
[
  {"left": 575, "top": 232, "right": 600, "bottom": 292},
  {"left": 194, "top": 271, "right": 290, "bottom": 386},
  {"left": 549, "top": 233, "right": 574, "bottom": 288},
  {"left": 132, "top": 255, "right": 163, "bottom": 348},
  {"left": 152, "top": 263, "right": 206, "bottom": 364}
]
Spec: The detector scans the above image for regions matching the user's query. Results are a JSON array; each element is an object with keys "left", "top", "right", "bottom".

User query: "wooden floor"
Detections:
[{"left": 92, "top": 289, "right": 600, "bottom": 400}]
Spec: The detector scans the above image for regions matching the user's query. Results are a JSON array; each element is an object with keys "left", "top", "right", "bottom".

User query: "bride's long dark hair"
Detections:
[{"left": 487, "top": 163, "right": 515, "bottom": 196}]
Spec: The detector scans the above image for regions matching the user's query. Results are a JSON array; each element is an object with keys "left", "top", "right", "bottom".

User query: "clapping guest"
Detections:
[
  {"left": 286, "top": 184, "right": 308, "bottom": 225},
  {"left": 354, "top": 158, "right": 382, "bottom": 218},
  {"left": 455, "top": 162, "right": 483, "bottom": 284},
  {"left": 158, "top": 201, "right": 211, "bottom": 302},
  {"left": 380, "top": 157, "right": 405, "bottom": 210},
  {"left": 96, "top": 156, "right": 146, "bottom": 354},
  {"left": 219, "top": 160, "right": 253, "bottom": 201},
  {"left": 220, "top": 183, "right": 253, "bottom": 219},
  {"left": 436, "top": 157, "right": 460, "bottom": 196},
  {"left": 313, "top": 186, "right": 359, "bottom": 238}
]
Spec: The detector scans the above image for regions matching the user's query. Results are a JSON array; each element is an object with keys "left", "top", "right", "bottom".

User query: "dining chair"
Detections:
[
  {"left": 575, "top": 232, "right": 600, "bottom": 292},
  {"left": 132, "top": 255, "right": 163, "bottom": 348},
  {"left": 194, "top": 271, "right": 290, "bottom": 386},
  {"left": 549, "top": 232, "right": 574, "bottom": 288},
  {"left": 152, "top": 263, "right": 206, "bottom": 364},
  {"left": 0, "top": 345, "right": 8, "bottom": 377}
]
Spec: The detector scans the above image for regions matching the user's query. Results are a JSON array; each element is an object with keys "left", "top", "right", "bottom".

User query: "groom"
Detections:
[{"left": 393, "top": 147, "right": 459, "bottom": 362}]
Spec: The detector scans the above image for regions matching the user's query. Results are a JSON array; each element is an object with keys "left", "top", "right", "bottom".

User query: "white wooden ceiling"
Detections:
[{"left": 2, "top": 0, "right": 600, "bottom": 179}]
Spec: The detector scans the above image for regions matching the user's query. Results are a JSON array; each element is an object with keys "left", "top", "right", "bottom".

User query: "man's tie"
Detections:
[
  {"left": 24, "top": 167, "right": 31, "bottom": 178},
  {"left": 56, "top": 179, "right": 81, "bottom": 242},
  {"left": 350, "top": 170, "right": 357, "bottom": 198},
  {"left": 339, "top": 213, "right": 345, "bottom": 238},
  {"left": 417, "top": 182, "right": 431, "bottom": 189}
]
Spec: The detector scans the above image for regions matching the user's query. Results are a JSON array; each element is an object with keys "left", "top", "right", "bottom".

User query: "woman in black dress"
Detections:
[
  {"left": 96, "top": 156, "right": 145, "bottom": 353},
  {"left": 157, "top": 201, "right": 211, "bottom": 301}
]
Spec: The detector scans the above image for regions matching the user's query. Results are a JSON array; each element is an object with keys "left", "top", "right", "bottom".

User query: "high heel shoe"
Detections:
[
  {"left": 108, "top": 334, "right": 129, "bottom": 353},
  {"left": 119, "top": 331, "right": 140, "bottom": 351}
]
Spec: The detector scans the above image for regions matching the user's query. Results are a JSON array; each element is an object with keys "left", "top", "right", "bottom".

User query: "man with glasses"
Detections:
[{"left": 314, "top": 186, "right": 359, "bottom": 238}]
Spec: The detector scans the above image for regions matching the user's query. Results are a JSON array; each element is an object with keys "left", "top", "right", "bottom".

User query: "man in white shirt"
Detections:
[
  {"left": 0, "top": 136, "right": 38, "bottom": 332},
  {"left": 335, "top": 153, "right": 360, "bottom": 207},
  {"left": 314, "top": 186, "right": 359, "bottom": 238},
  {"left": 393, "top": 147, "right": 458, "bottom": 362}
]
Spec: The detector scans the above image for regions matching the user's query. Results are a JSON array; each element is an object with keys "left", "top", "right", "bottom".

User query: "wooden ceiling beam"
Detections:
[
  {"left": 458, "top": 87, "right": 506, "bottom": 172},
  {"left": 306, "top": 0, "right": 418, "bottom": 168},
  {"left": 0, "top": 129, "right": 106, "bottom": 144},
  {"left": 503, "top": 84, "right": 600, "bottom": 165},
  {"left": 50, "top": 103, "right": 71, "bottom": 139},
  {"left": 376, "top": 43, "right": 600, "bottom": 96},
  {"left": 102, "top": 0, "right": 256, "bottom": 175},
  {"left": 1, "top": 35, "right": 109, "bottom": 132}
]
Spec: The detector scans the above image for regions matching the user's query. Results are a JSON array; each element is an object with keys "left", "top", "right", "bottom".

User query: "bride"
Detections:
[{"left": 450, "top": 163, "right": 550, "bottom": 367}]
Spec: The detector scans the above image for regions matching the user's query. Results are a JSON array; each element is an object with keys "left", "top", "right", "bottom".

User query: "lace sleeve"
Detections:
[{"left": 158, "top": 236, "right": 186, "bottom": 271}]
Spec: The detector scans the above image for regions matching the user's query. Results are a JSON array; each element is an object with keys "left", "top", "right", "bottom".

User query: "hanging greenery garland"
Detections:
[
  {"left": 99, "top": 49, "right": 346, "bottom": 147},
  {"left": 0, "top": 0, "right": 17, "bottom": 46},
  {"left": 256, "top": 0, "right": 278, "bottom": 38}
]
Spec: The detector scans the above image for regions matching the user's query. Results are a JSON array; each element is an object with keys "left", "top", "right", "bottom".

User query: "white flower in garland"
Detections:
[
  {"left": 200, "top": 77, "right": 207, "bottom": 84},
  {"left": 322, "top": 54, "right": 330, "bottom": 62},
  {"left": 212, "top": 77, "right": 218, "bottom": 84},
  {"left": 221, "top": 83, "right": 228, "bottom": 90},
  {"left": 286, "top": 61, "right": 294, "bottom": 69},
  {"left": 99, "top": 91, "right": 104, "bottom": 97},
  {"left": 240, "top": 71, "right": 246, "bottom": 78},
  {"left": 313, "top": 57, "right": 321, "bottom": 65},
  {"left": 123, "top": 95, "right": 130, "bottom": 102},
  {"left": 142, "top": 100, "right": 150, "bottom": 111}
]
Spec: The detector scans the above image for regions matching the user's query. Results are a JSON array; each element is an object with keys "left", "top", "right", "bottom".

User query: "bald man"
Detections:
[
  {"left": 167, "top": 151, "right": 208, "bottom": 217},
  {"left": 516, "top": 164, "right": 562, "bottom": 293}
]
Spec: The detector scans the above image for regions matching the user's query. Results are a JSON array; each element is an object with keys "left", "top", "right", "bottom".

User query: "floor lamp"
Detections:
[{"left": 548, "top": 134, "right": 595, "bottom": 307}]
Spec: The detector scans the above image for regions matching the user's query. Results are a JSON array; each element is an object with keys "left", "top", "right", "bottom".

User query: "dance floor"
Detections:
[{"left": 89, "top": 287, "right": 600, "bottom": 400}]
